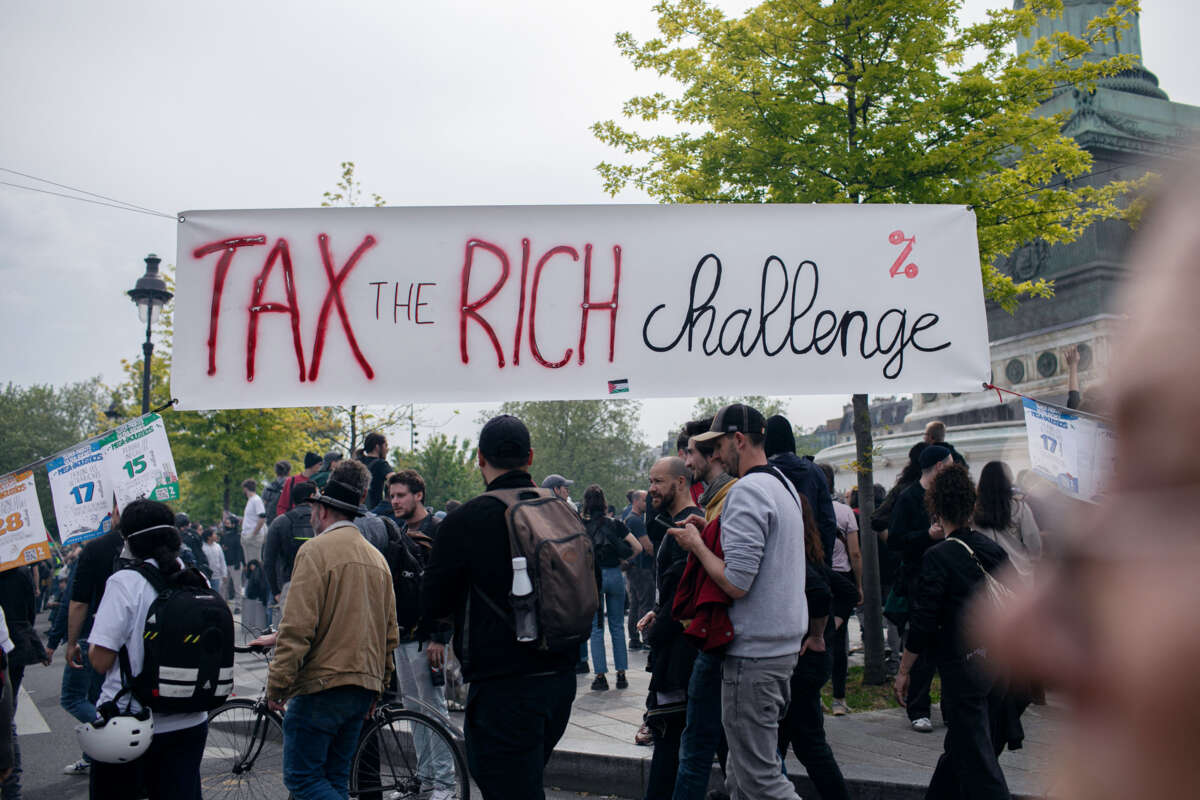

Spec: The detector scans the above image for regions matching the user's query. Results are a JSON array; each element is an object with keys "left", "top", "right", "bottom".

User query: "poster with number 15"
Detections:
[{"left": 100, "top": 413, "right": 181, "bottom": 511}]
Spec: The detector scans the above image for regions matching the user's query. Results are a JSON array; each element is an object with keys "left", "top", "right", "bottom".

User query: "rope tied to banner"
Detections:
[
  {"left": 2, "top": 398, "right": 179, "bottom": 480},
  {"left": 981, "top": 381, "right": 1112, "bottom": 422}
]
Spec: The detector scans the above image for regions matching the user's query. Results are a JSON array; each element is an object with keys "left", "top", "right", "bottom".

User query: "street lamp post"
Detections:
[{"left": 127, "top": 254, "right": 173, "bottom": 414}]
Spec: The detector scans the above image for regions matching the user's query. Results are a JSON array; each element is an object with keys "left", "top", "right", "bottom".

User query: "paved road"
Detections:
[{"left": 15, "top": 637, "right": 636, "bottom": 800}]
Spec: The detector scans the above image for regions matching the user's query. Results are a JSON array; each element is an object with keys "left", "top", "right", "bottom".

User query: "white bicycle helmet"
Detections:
[{"left": 76, "top": 695, "right": 154, "bottom": 763}]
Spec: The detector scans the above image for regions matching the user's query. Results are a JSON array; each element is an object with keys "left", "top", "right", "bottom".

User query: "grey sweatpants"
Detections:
[{"left": 721, "top": 652, "right": 801, "bottom": 800}]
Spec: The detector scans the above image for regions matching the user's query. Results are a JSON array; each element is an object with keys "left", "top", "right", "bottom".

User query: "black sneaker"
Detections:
[
  {"left": 628, "top": 640, "right": 643, "bottom": 651},
  {"left": 591, "top": 674, "right": 609, "bottom": 691},
  {"left": 615, "top": 671, "right": 628, "bottom": 689},
  {"left": 575, "top": 660, "right": 590, "bottom": 675}
]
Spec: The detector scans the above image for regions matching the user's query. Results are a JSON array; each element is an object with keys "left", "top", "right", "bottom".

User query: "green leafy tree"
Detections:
[
  {"left": 691, "top": 395, "right": 788, "bottom": 421},
  {"left": 396, "top": 434, "right": 481, "bottom": 511},
  {"left": 321, "top": 160, "right": 386, "bottom": 209},
  {"left": 481, "top": 400, "right": 648, "bottom": 505},
  {"left": 0, "top": 380, "right": 107, "bottom": 540},
  {"left": 595, "top": 0, "right": 1146, "bottom": 682}
]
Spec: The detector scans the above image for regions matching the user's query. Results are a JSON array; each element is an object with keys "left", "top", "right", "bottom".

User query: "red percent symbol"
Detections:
[{"left": 888, "top": 230, "right": 919, "bottom": 278}]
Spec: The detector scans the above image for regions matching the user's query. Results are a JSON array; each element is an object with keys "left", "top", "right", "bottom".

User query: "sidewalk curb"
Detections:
[{"left": 545, "top": 745, "right": 1049, "bottom": 800}]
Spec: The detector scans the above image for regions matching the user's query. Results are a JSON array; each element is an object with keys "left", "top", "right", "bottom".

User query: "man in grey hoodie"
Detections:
[{"left": 671, "top": 403, "right": 808, "bottom": 800}]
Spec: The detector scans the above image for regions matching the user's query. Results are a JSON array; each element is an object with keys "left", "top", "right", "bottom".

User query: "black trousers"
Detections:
[
  {"left": 899, "top": 625, "right": 936, "bottom": 721},
  {"left": 643, "top": 711, "right": 685, "bottom": 800},
  {"left": 779, "top": 650, "right": 850, "bottom": 800},
  {"left": 826, "top": 615, "right": 849, "bottom": 699},
  {"left": 90, "top": 721, "right": 208, "bottom": 800},
  {"left": 465, "top": 671, "right": 576, "bottom": 800},
  {"left": 925, "top": 658, "right": 1010, "bottom": 800}
]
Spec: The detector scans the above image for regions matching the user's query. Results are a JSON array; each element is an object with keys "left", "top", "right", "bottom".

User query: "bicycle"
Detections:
[
  {"left": 349, "top": 697, "right": 470, "bottom": 800},
  {"left": 202, "top": 638, "right": 469, "bottom": 799},
  {"left": 201, "top": 642, "right": 288, "bottom": 800}
]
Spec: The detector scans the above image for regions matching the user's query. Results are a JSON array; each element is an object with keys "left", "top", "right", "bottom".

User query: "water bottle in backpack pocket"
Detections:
[{"left": 477, "top": 488, "right": 599, "bottom": 651}]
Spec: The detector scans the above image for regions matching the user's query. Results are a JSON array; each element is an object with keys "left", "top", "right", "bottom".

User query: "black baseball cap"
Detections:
[
  {"left": 692, "top": 403, "right": 767, "bottom": 443},
  {"left": 479, "top": 414, "right": 532, "bottom": 462},
  {"left": 919, "top": 445, "right": 951, "bottom": 470}
]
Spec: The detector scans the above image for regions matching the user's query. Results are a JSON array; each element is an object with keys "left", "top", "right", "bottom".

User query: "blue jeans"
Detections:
[
  {"left": 589, "top": 567, "right": 628, "bottom": 674},
  {"left": 60, "top": 641, "right": 103, "bottom": 724},
  {"left": 283, "top": 686, "right": 376, "bottom": 800},
  {"left": 673, "top": 651, "right": 725, "bottom": 800}
]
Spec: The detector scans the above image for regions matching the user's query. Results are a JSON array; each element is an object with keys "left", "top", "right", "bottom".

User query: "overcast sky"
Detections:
[{"left": 2, "top": 0, "right": 1196, "bottom": 448}]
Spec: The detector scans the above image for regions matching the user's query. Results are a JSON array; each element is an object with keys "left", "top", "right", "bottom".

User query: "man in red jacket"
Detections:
[{"left": 275, "top": 452, "right": 322, "bottom": 517}]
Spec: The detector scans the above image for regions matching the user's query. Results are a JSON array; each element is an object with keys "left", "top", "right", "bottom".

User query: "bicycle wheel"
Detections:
[
  {"left": 350, "top": 708, "right": 470, "bottom": 799},
  {"left": 202, "top": 698, "right": 289, "bottom": 800}
]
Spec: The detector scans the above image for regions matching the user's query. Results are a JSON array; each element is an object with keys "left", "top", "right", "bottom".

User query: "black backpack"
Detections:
[
  {"left": 382, "top": 518, "right": 426, "bottom": 637},
  {"left": 587, "top": 517, "right": 633, "bottom": 568},
  {"left": 278, "top": 507, "right": 315, "bottom": 569},
  {"left": 118, "top": 563, "right": 235, "bottom": 714}
]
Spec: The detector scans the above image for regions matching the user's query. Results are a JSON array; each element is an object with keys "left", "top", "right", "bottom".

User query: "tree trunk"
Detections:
[
  {"left": 350, "top": 404, "right": 358, "bottom": 454},
  {"left": 853, "top": 393, "right": 886, "bottom": 685},
  {"left": 222, "top": 473, "right": 231, "bottom": 513}
]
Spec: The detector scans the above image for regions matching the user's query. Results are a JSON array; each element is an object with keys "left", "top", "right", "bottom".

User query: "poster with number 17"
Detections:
[
  {"left": 46, "top": 441, "right": 114, "bottom": 547},
  {"left": 100, "top": 414, "right": 181, "bottom": 511}
]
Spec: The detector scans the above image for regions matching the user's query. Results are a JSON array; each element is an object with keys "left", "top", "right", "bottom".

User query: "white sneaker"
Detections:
[
  {"left": 911, "top": 717, "right": 934, "bottom": 733},
  {"left": 831, "top": 698, "right": 849, "bottom": 716},
  {"left": 429, "top": 789, "right": 457, "bottom": 800},
  {"left": 62, "top": 759, "right": 90, "bottom": 775}
]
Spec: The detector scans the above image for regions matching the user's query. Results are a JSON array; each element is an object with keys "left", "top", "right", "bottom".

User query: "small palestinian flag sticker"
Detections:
[{"left": 608, "top": 378, "right": 630, "bottom": 395}]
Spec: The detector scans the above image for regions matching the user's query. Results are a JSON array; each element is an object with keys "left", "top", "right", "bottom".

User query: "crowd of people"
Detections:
[{"left": 1, "top": 406, "right": 1052, "bottom": 800}]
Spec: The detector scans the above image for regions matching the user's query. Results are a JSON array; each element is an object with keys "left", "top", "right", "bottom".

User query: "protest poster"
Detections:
[
  {"left": 46, "top": 440, "right": 114, "bottom": 547},
  {"left": 173, "top": 204, "right": 990, "bottom": 409},
  {"left": 1023, "top": 398, "right": 1115, "bottom": 503},
  {"left": 100, "top": 413, "right": 180, "bottom": 510},
  {"left": 0, "top": 471, "right": 52, "bottom": 572}
]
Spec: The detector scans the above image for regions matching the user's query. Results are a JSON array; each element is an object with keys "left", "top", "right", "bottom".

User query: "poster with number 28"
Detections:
[{"left": 0, "top": 471, "right": 52, "bottom": 572}]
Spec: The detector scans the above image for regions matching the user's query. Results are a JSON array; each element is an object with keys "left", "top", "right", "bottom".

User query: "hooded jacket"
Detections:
[{"left": 769, "top": 452, "right": 838, "bottom": 565}]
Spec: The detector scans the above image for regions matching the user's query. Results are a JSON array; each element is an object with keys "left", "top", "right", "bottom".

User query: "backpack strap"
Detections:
[
  {"left": 471, "top": 584, "right": 516, "bottom": 631},
  {"left": 743, "top": 465, "right": 803, "bottom": 513},
  {"left": 125, "top": 561, "right": 169, "bottom": 595}
]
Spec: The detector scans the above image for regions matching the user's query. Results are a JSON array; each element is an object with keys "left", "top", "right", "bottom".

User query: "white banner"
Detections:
[
  {"left": 1023, "top": 398, "right": 1115, "bottom": 504},
  {"left": 0, "top": 471, "right": 52, "bottom": 572},
  {"left": 46, "top": 440, "right": 115, "bottom": 547},
  {"left": 100, "top": 414, "right": 180, "bottom": 511},
  {"left": 173, "top": 204, "right": 990, "bottom": 409}
]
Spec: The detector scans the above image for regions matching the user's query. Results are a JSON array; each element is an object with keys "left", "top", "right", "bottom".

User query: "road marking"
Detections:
[{"left": 15, "top": 687, "right": 51, "bottom": 735}]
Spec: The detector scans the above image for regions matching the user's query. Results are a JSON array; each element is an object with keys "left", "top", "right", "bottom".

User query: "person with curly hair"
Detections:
[{"left": 894, "top": 464, "right": 1013, "bottom": 799}]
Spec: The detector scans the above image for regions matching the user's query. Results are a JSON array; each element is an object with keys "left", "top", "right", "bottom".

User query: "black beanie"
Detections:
[{"left": 764, "top": 415, "right": 796, "bottom": 458}]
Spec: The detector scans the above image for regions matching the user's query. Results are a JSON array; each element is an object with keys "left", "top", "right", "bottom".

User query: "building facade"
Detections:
[{"left": 818, "top": 1, "right": 1200, "bottom": 493}]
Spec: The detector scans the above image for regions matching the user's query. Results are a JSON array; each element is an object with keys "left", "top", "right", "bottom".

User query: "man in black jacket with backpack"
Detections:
[
  {"left": 421, "top": 415, "right": 578, "bottom": 800},
  {"left": 262, "top": 482, "right": 316, "bottom": 612}
]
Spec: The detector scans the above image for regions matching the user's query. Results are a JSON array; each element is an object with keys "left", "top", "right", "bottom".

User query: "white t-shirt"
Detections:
[
  {"left": 242, "top": 494, "right": 265, "bottom": 538},
  {"left": 202, "top": 541, "right": 228, "bottom": 580},
  {"left": 0, "top": 607, "right": 12, "bottom": 655},
  {"left": 89, "top": 558, "right": 209, "bottom": 734},
  {"left": 831, "top": 500, "right": 858, "bottom": 573}
]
